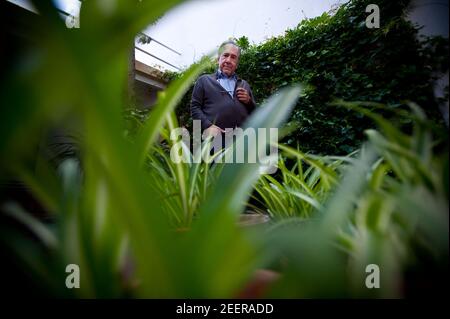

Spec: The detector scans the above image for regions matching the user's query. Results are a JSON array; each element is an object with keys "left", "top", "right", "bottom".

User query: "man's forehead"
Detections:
[{"left": 221, "top": 44, "right": 239, "bottom": 55}]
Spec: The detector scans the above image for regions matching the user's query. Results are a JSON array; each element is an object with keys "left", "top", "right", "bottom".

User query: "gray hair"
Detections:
[{"left": 218, "top": 40, "right": 241, "bottom": 58}]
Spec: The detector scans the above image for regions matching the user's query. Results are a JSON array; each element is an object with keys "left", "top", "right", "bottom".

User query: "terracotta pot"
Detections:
[{"left": 236, "top": 269, "right": 281, "bottom": 299}]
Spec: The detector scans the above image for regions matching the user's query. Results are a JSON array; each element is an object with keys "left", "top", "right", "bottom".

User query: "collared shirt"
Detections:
[{"left": 216, "top": 69, "right": 237, "bottom": 98}]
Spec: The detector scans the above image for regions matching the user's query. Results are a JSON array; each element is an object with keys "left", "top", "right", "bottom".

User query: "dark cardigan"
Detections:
[{"left": 190, "top": 73, "right": 256, "bottom": 131}]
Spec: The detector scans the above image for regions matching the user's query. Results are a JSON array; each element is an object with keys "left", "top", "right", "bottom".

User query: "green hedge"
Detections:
[{"left": 171, "top": 0, "right": 448, "bottom": 155}]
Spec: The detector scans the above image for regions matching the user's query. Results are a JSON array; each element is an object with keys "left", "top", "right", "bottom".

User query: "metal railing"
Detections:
[
  {"left": 138, "top": 31, "right": 181, "bottom": 55},
  {"left": 135, "top": 32, "right": 181, "bottom": 71}
]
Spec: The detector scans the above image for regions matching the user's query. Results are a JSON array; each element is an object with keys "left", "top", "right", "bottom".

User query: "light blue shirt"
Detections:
[{"left": 217, "top": 69, "right": 237, "bottom": 98}]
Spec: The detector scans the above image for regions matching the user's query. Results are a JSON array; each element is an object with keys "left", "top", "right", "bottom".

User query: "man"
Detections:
[{"left": 191, "top": 40, "right": 256, "bottom": 142}]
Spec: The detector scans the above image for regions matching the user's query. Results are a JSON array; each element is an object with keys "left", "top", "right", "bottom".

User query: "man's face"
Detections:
[{"left": 218, "top": 44, "right": 239, "bottom": 76}]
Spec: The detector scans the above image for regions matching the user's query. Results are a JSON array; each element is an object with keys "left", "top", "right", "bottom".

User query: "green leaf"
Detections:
[{"left": 200, "top": 85, "right": 302, "bottom": 217}]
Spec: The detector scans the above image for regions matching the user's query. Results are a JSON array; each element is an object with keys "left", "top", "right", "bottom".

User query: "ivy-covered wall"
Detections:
[{"left": 172, "top": 0, "right": 448, "bottom": 155}]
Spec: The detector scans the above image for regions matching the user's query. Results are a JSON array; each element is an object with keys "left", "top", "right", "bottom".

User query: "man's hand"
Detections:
[
  {"left": 203, "top": 124, "right": 225, "bottom": 138},
  {"left": 236, "top": 87, "right": 251, "bottom": 104}
]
